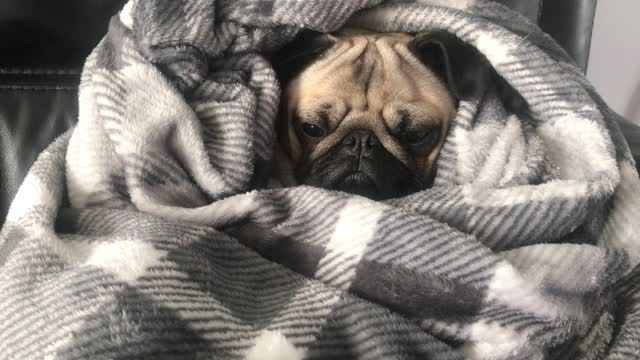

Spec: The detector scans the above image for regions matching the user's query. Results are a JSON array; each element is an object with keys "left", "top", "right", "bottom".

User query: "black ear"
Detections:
[
  {"left": 409, "top": 30, "right": 490, "bottom": 100},
  {"left": 271, "top": 30, "right": 336, "bottom": 86},
  {"left": 409, "top": 30, "right": 529, "bottom": 115}
]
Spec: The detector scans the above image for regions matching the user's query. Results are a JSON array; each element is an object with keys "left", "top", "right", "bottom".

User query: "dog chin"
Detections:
[{"left": 334, "top": 172, "right": 381, "bottom": 199}]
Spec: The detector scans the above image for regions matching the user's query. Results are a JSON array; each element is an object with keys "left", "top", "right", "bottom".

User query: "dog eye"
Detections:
[
  {"left": 405, "top": 129, "right": 428, "bottom": 144},
  {"left": 301, "top": 123, "right": 326, "bottom": 138}
]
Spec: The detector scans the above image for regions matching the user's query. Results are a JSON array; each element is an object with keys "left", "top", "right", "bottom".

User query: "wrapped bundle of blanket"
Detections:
[{"left": 1, "top": 0, "right": 639, "bottom": 359}]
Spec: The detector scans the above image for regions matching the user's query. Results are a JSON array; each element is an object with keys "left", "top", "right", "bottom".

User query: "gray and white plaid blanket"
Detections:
[{"left": 2, "top": 1, "right": 640, "bottom": 359}]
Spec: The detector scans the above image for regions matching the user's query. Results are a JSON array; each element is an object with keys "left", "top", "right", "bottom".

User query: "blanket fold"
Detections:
[{"left": 2, "top": 0, "right": 640, "bottom": 359}]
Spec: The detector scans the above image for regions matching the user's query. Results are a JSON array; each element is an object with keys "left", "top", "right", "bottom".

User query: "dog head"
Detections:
[{"left": 272, "top": 29, "right": 508, "bottom": 200}]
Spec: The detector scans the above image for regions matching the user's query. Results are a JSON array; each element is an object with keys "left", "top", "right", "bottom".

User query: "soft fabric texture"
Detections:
[{"left": 1, "top": 0, "right": 640, "bottom": 359}]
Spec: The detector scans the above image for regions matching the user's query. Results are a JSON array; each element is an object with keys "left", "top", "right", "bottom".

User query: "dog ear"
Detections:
[
  {"left": 409, "top": 30, "right": 528, "bottom": 115},
  {"left": 271, "top": 30, "right": 337, "bottom": 85},
  {"left": 409, "top": 30, "right": 490, "bottom": 100}
]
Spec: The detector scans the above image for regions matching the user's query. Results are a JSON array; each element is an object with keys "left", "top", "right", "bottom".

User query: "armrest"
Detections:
[{"left": 539, "top": 0, "right": 598, "bottom": 73}]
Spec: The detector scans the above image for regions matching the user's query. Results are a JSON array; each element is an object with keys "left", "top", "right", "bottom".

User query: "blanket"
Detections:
[{"left": 2, "top": 0, "right": 640, "bottom": 359}]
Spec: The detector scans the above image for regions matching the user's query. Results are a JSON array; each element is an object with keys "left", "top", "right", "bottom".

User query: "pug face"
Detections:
[{"left": 272, "top": 29, "right": 523, "bottom": 200}]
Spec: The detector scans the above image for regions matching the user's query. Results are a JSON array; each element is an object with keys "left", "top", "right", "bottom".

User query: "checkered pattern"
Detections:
[{"left": 1, "top": 0, "right": 639, "bottom": 359}]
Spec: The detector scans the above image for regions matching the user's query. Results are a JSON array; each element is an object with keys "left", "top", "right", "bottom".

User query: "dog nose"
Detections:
[{"left": 341, "top": 129, "right": 380, "bottom": 156}]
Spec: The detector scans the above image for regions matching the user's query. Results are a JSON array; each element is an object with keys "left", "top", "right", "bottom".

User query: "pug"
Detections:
[{"left": 271, "top": 29, "right": 525, "bottom": 200}]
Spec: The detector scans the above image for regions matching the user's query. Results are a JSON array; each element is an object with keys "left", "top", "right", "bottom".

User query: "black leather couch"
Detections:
[{"left": 1, "top": 0, "right": 637, "bottom": 225}]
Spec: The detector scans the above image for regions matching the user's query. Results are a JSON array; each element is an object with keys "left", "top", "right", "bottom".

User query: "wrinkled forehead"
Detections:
[
  {"left": 285, "top": 30, "right": 455, "bottom": 126},
  {"left": 304, "top": 29, "right": 415, "bottom": 78}
]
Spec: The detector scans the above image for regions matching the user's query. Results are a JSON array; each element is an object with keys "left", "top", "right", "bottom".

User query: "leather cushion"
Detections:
[{"left": 0, "top": 72, "right": 79, "bottom": 225}]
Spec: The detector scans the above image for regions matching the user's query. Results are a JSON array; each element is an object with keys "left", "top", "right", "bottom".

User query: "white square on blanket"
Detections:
[{"left": 314, "top": 199, "right": 385, "bottom": 289}]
